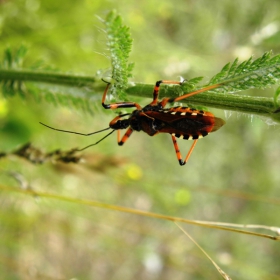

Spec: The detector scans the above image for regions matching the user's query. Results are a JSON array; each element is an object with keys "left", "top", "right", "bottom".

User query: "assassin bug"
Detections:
[
  {"left": 101, "top": 80, "right": 225, "bottom": 165},
  {"left": 41, "top": 80, "right": 225, "bottom": 166}
]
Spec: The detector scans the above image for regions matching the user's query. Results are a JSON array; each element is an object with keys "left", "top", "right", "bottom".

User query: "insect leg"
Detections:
[
  {"left": 171, "top": 135, "right": 198, "bottom": 166},
  {"left": 150, "top": 80, "right": 182, "bottom": 105},
  {"left": 109, "top": 115, "right": 133, "bottom": 145},
  {"left": 117, "top": 128, "right": 133, "bottom": 146},
  {"left": 160, "top": 83, "right": 221, "bottom": 108},
  {"left": 102, "top": 83, "right": 142, "bottom": 110}
]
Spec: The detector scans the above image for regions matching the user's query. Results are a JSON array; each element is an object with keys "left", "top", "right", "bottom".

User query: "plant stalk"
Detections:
[{"left": 1, "top": 69, "right": 279, "bottom": 121}]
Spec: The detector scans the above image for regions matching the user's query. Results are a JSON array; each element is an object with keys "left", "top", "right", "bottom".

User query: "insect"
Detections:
[{"left": 41, "top": 80, "right": 225, "bottom": 166}]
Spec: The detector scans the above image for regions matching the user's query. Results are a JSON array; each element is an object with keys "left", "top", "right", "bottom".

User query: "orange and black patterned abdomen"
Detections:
[{"left": 143, "top": 106, "right": 225, "bottom": 140}]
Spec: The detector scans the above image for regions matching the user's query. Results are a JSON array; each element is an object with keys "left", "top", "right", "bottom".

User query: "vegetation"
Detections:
[{"left": 1, "top": 1, "right": 280, "bottom": 279}]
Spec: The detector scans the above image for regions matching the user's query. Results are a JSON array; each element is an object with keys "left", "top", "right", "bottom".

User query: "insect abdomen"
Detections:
[
  {"left": 157, "top": 106, "right": 225, "bottom": 140},
  {"left": 172, "top": 131, "right": 209, "bottom": 140}
]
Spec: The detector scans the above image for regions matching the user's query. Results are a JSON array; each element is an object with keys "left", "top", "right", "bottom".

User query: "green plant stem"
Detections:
[
  {"left": 126, "top": 84, "right": 278, "bottom": 120},
  {"left": 0, "top": 69, "right": 96, "bottom": 87},
  {"left": 1, "top": 68, "right": 279, "bottom": 121}
]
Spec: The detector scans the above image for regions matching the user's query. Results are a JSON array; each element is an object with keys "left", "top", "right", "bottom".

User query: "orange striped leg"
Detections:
[
  {"left": 160, "top": 83, "right": 221, "bottom": 108},
  {"left": 102, "top": 83, "right": 141, "bottom": 110},
  {"left": 150, "top": 80, "right": 182, "bottom": 105},
  {"left": 106, "top": 114, "right": 133, "bottom": 145},
  {"left": 171, "top": 135, "right": 198, "bottom": 166},
  {"left": 117, "top": 128, "right": 133, "bottom": 146}
]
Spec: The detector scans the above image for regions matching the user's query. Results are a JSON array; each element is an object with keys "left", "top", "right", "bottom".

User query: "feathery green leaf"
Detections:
[
  {"left": 207, "top": 51, "right": 280, "bottom": 93},
  {"left": 104, "top": 10, "right": 134, "bottom": 99}
]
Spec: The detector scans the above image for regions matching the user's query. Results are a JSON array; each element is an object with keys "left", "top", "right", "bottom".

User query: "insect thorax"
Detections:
[{"left": 129, "top": 105, "right": 166, "bottom": 136}]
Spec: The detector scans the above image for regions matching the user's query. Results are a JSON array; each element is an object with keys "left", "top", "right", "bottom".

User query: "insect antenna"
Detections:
[
  {"left": 39, "top": 122, "right": 111, "bottom": 136},
  {"left": 39, "top": 122, "right": 115, "bottom": 151},
  {"left": 76, "top": 129, "right": 115, "bottom": 151}
]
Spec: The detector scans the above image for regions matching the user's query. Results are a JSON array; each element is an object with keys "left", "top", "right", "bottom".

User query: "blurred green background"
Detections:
[{"left": 1, "top": 0, "right": 280, "bottom": 279}]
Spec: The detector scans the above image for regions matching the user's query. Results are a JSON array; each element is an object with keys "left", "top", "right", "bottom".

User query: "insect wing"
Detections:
[{"left": 146, "top": 107, "right": 225, "bottom": 139}]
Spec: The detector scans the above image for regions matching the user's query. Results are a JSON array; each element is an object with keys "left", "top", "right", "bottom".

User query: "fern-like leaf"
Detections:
[
  {"left": 0, "top": 46, "right": 28, "bottom": 98},
  {"left": 207, "top": 51, "right": 280, "bottom": 93},
  {"left": 104, "top": 10, "right": 134, "bottom": 99},
  {"left": 0, "top": 46, "right": 97, "bottom": 113}
]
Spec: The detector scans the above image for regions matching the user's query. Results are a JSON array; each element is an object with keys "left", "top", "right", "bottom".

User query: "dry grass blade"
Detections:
[
  {"left": 175, "top": 222, "right": 232, "bottom": 280},
  {"left": 0, "top": 184, "right": 279, "bottom": 241}
]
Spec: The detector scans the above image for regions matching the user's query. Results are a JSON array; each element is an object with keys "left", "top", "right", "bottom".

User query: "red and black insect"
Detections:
[
  {"left": 101, "top": 80, "right": 225, "bottom": 165},
  {"left": 41, "top": 80, "right": 225, "bottom": 166}
]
